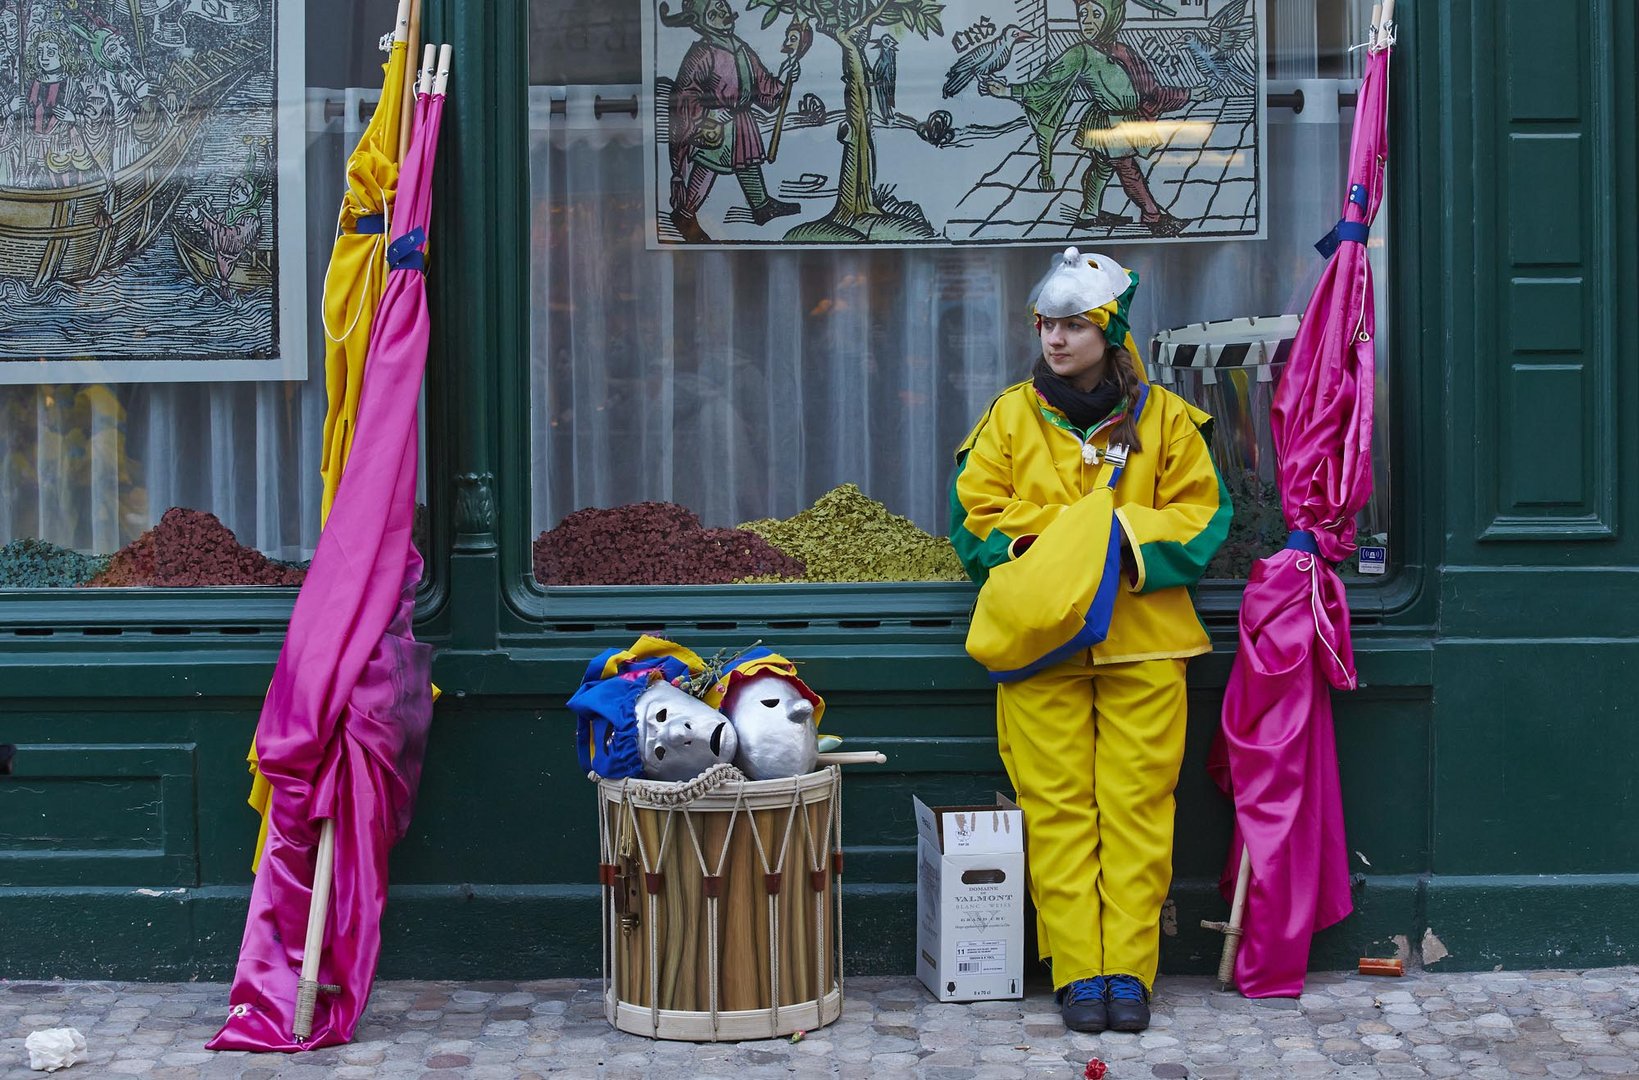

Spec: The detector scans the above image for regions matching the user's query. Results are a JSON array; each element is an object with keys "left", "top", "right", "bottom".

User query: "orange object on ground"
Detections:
[{"left": 1357, "top": 957, "right": 1405, "bottom": 976}]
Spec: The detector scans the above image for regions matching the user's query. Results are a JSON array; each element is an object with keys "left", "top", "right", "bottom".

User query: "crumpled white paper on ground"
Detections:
[{"left": 25, "top": 1028, "right": 86, "bottom": 1072}]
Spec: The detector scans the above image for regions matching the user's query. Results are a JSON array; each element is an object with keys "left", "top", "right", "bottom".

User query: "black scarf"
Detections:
[{"left": 1032, "top": 357, "right": 1122, "bottom": 432}]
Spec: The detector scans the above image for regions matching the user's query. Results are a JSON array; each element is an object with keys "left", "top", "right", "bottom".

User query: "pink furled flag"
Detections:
[
  {"left": 1209, "top": 31, "right": 1394, "bottom": 998},
  {"left": 208, "top": 72, "right": 449, "bottom": 1052}
]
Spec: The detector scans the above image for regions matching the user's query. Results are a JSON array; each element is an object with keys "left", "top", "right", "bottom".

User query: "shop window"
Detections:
[
  {"left": 0, "top": 1, "right": 428, "bottom": 589},
  {"left": 527, "top": 0, "right": 1391, "bottom": 587}
]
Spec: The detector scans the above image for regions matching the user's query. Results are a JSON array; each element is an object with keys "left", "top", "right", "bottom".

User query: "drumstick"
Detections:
[{"left": 816, "top": 751, "right": 887, "bottom": 766}]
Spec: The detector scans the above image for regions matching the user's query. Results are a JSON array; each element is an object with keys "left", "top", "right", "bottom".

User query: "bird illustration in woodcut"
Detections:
[
  {"left": 942, "top": 24, "right": 1033, "bottom": 99},
  {"left": 868, "top": 34, "right": 898, "bottom": 122},
  {"left": 1183, "top": 0, "right": 1257, "bottom": 98}
]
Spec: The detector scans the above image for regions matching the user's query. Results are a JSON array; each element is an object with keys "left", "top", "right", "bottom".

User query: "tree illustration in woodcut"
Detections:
[{"left": 744, "top": 0, "right": 946, "bottom": 242}]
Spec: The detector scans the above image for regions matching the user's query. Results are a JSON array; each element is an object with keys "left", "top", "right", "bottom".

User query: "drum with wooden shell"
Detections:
[{"left": 597, "top": 765, "right": 843, "bottom": 1041}]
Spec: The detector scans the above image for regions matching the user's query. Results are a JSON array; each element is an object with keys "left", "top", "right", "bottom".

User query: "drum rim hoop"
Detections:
[{"left": 598, "top": 765, "right": 837, "bottom": 811}]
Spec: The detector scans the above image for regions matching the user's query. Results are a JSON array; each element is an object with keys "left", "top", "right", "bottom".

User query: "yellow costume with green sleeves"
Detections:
[
  {"left": 950, "top": 318, "right": 1230, "bottom": 990},
  {"left": 953, "top": 380, "right": 1228, "bottom": 664}
]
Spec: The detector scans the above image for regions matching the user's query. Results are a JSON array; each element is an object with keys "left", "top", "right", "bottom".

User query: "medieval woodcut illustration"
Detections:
[
  {"left": 643, "top": 0, "right": 1264, "bottom": 248},
  {"left": 0, "top": 0, "right": 305, "bottom": 383}
]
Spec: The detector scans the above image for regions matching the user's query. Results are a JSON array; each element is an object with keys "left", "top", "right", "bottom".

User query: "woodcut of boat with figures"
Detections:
[
  {"left": 0, "top": 37, "right": 263, "bottom": 288},
  {"left": 172, "top": 221, "right": 274, "bottom": 291}
]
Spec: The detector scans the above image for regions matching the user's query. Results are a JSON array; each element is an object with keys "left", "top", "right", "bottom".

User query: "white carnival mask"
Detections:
[
  {"left": 1031, "top": 247, "right": 1132, "bottom": 319},
  {"left": 635, "top": 680, "right": 739, "bottom": 781},
  {"left": 723, "top": 673, "right": 819, "bottom": 781}
]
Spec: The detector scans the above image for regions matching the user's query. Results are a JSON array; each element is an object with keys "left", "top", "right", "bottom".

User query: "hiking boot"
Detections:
[
  {"left": 1057, "top": 976, "right": 1109, "bottom": 1033},
  {"left": 1106, "top": 974, "right": 1151, "bottom": 1031},
  {"left": 750, "top": 197, "right": 800, "bottom": 225}
]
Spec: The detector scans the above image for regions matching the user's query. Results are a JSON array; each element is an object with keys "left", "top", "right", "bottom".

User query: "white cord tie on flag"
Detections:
[{"left": 1295, "top": 553, "right": 1357, "bottom": 691}]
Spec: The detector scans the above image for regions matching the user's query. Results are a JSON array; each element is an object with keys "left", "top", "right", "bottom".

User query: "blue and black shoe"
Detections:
[
  {"left": 1106, "top": 974, "right": 1151, "bottom": 1031},
  {"left": 1057, "top": 975, "right": 1109, "bottom": 1032}
]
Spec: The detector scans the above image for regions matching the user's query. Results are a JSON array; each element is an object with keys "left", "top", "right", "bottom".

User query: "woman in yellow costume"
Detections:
[{"left": 950, "top": 248, "right": 1230, "bottom": 1032}]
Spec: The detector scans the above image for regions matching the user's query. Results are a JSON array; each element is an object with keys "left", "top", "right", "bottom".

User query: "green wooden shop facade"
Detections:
[{"left": 3, "top": 0, "right": 1637, "bottom": 982}]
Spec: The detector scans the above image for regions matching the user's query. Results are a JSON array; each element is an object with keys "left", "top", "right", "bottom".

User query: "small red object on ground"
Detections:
[{"left": 1085, "top": 1058, "right": 1109, "bottom": 1079}]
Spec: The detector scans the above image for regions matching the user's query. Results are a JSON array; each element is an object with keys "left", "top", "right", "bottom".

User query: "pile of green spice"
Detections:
[
  {"left": 0, "top": 538, "right": 111, "bottom": 588},
  {"left": 740, "top": 484, "right": 967, "bottom": 583},
  {"left": 533, "top": 501, "right": 806, "bottom": 585}
]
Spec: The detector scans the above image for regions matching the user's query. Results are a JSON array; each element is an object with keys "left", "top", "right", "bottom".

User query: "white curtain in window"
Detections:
[{"left": 527, "top": 86, "right": 1363, "bottom": 539}]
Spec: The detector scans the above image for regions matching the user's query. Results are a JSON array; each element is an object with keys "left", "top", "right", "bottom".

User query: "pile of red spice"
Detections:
[
  {"left": 87, "top": 508, "right": 306, "bottom": 588},
  {"left": 533, "top": 501, "right": 805, "bottom": 585}
]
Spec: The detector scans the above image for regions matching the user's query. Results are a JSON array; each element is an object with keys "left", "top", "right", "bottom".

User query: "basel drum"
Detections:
[{"left": 597, "top": 766, "right": 843, "bottom": 1041}]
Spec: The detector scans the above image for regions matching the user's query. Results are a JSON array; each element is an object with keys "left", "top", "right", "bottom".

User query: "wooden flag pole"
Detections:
[
  {"left": 292, "top": 817, "right": 337, "bottom": 1041},
  {"left": 392, "top": 0, "right": 411, "bottom": 43},
  {"left": 1376, "top": 0, "right": 1396, "bottom": 49},
  {"left": 397, "top": 0, "right": 423, "bottom": 162},
  {"left": 1200, "top": 845, "right": 1252, "bottom": 991},
  {"left": 434, "top": 43, "right": 453, "bottom": 96},
  {"left": 420, "top": 44, "right": 437, "bottom": 98}
]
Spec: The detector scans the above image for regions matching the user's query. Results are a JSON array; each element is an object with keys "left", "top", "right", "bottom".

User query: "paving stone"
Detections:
[{"left": 7, "top": 967, "right": 1639, "bottom": 1077}]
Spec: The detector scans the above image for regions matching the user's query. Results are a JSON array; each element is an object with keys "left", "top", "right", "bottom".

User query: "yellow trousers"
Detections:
[{"left": 995, "top": 655, "right": 1188, "bottom": 990}]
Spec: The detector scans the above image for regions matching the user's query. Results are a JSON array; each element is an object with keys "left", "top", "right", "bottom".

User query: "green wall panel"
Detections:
[
  {"left": 0, "top": 667, "right": 1435, "bottom": 980},
  {"left": 1505, "top": 281, "right": 1581, "bottom": 354},
  {"left": 1433, "top": 641, "right": 1639, "bottom": 876},
  {"left": 1505, "top": 134, "right": 1582, "bottom": 266},
  {"left": 1423, "top": 875, "right": 1639, "bottom": 972},
  {"left": 1505, "top": 365, "right": 1586, "bottom": 509},
  {"left": 1503, "top": 0, "right": 1579, "bottom": 123},
  {"left": 1462, "top": 0, "right": 1627, "bottom": 547}
]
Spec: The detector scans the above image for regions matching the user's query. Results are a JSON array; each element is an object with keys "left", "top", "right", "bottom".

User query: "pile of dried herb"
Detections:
[
  {"left": 533, "top": 501, "right": 806, "bottom": 585},
  {"left": 87, "top": 508, "right": 306, "bottom": 588},
  {"left": 740, "top": 484, "right": 967, "bottom": 583},
  {"left": 0, "top": 538, "right": 110, "bottom": 588}
]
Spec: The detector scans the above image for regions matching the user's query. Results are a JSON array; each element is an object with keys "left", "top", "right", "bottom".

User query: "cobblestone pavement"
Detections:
[{"left": 3, "top": 968, "right": 1638, "bottom": 1079}]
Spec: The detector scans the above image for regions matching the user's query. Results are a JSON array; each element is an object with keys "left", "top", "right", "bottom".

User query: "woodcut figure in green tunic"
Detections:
[{"left": 982, "top": 0, "right": 1200, "bottom": 236}]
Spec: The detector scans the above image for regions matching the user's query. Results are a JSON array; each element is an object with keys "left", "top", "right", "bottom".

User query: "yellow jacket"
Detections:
[{"left": 951, "top": 380, "right": 1231, "bottom": 665}]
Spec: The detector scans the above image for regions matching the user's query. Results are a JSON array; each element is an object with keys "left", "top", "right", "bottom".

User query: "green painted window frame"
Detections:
[
  {"left": 0, "top": 0, "right": 1438, "bottom": 649},
  {"left": 485, "top": 0, "right": 1437, "bottom": 641}
]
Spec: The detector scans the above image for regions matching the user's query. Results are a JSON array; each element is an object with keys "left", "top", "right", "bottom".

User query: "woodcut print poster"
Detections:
[
  {"left": 0, "top": 0, "right": 306, "bottom": 383},
  {"left": 644, "top": 0, "right": 1265, "bottom": 249}
]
